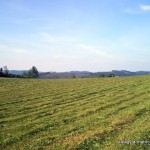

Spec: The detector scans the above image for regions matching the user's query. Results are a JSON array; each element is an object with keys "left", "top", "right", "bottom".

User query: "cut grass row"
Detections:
[{"left": 0, "top": 75, "right": 150, "bottom": 149}]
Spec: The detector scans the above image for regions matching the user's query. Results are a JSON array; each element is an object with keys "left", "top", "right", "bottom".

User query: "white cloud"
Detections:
[
  {"left": 0, "top": 44, "right": 30, "bottom": 54},
  {"left": 0, "top": 44, "right": 7, "bottom": 49},
  {"left": 123, "top": 8, "right": 141, "bottom": 14},
  {"left": 41, "top": 32, "right": 78, "bottom": 43},
  {"left": 13, "top": 48, "right": 29, "bottom": 54},
  {"left": 78, "top": 44, "right": 113, "bottom": 58},
  {"left": 124, "top": 4, "right": 150, "bottom": 14},
  {"left": 140, "top": 4, "right": 150, "bottom": 11}
]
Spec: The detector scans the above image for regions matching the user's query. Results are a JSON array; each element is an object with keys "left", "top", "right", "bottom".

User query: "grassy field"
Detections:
[{"left": 0, "top": 76, "right": 150, "bottom": 150}]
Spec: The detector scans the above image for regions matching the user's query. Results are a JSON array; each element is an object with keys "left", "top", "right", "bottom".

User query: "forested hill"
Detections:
[{"left": 9, "top": 70, "right": 150, "bottom": 79}]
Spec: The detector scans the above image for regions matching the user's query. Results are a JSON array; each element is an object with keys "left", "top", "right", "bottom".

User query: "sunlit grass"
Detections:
[{"left": 0, "top": 76, "right": 150, "bottom": 149}]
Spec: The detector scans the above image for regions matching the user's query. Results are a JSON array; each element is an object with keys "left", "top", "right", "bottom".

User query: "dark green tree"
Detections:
[
  {"left": 0, "top": 68, "right": 3, "bottom": 73},
  {"left": 100, "top": 74, "right": 105, "bottom": 78},
  {"left": 107, "top": 73, "right": 115, "bottom": 77},
  {"left": 28, "top": 66, "right": 39, "bottom": 78},
  {"left": 72, "top": 74, "right": 76, "bottom": 78},
  {"left": 0, "top": 67, "right": 4, "bottom": 77},
  {"left": 32, "top": 66, "right": 39, "bottom": 77}
]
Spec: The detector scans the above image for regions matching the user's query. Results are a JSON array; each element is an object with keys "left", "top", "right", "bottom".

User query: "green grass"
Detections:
[{"left": 0, "top": 76, "right": 150, "bottom": 150}]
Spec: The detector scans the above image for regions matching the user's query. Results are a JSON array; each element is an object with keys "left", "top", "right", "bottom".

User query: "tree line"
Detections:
[
  {"left": 0, "top": 66, "right": 39, "bottom": 78},
  {"left": 0, "top": 66, "right": 116, "bottom": 79}
]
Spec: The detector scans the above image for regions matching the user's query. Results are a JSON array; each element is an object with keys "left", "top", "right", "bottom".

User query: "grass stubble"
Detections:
[{"left": 0, "top": 75, "right": 150, "bottom": 149}]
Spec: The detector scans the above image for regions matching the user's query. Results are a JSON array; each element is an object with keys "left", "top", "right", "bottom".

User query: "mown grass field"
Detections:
[{"left": 0, "top": 75, "right": 150, "bottom": 150}]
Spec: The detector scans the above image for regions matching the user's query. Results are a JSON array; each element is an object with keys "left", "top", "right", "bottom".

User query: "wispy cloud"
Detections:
[
  {"left": 41, "top": 32, "right": 78, "bottom": 43},
  {"left": 4, "top": 0, "right": 29, "bottom": 12},
  {"left": 13, "top": 48, "right": 29, "bottom": 54},
  {"left": 140, "top": 4, "right": 150, "bottom": 11},
  {"left": 0, "top": 44, "right": 30, "bottom": 54},
  {"left": 15, "top": 18, "right": 43, "bottom": 24},
  {"left": 123, "top": 8, "right": 141, "bottom": 14},
  {"left": 78, "top": 44, "right": 113, "bottom": 58},
  {"left": 124, "top": 4, "right": 150, "bottom": 14},
  {"left": 0, "top": 44, "right": 7, "bottom": 49}
]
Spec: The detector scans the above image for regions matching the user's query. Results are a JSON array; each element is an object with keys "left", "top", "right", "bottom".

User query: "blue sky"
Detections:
[{"left": 0, "top": 0, "right": 150, "bottom": 72}]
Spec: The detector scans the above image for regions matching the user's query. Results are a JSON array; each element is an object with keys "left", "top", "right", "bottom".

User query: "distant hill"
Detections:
[
  {"left": 38, "top": 70, "right": 150, "bottom": 79},
  {"left": 39, "top": 71, "right": 92, "bottom": 79},
  {"left": 9, "top": 70, "right": 150, "bottom": 79},
  {"left": 9, "top": 70, "right": 28, "bottom": 75},
  {"left": 112, "top": 70, "right": 150, "bottom": 76}
]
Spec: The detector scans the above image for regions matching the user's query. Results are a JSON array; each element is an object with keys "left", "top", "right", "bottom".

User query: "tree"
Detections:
[
  {"left": 3, "top": 66, "right": 9, "bottom": 75},
  {"left": 27, "top": 66, "right": 39, "bottom": 78},
  {"left": 0, "top": 68, "right": 3, "bottom": 73},
  {"left": 22, "top": 71, "right": 28, "bottom": 77},
  {"left": 32, "top": 66, "right": 39, "bottom": 78},
  {"left": 99, "top": 74, "right": 105, "bottom": 78},
  {"left": 72, "top": 74, "right": 76, "bottom": 79},
  {"left": 107, "top": 73, "right": 115, "bottom": 77},
  {"left": 0, "top": 67, "right": 4, "bottom": 77}
]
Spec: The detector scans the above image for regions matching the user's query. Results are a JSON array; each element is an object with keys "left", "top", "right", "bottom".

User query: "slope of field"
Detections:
[{"left": 0, "top": 76, "right": 150, "bottom": 150}]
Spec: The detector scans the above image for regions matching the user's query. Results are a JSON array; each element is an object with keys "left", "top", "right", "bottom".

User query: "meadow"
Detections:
[{"left": 0, "top": 75, "right": 150, "bottom": 150}]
